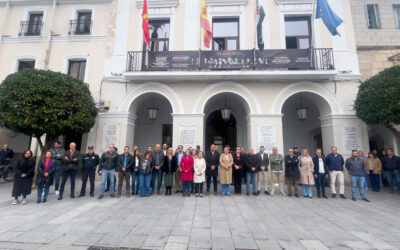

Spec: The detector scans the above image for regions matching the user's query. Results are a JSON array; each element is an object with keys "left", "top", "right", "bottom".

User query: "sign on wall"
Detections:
[
  {"left": 148, "top": 51, "right": 199, "bottom": 71},
  {"left": 257, "top": 124, "right": 276, "bottom": 153},
  {"left": 102, "top": 123, "right": 120, "bottom": 152},
  {"left": 255, "top": 49, "right": 312, "bottom": 70},
  {"left": 178, "top": 124, "right": 197, "bottom": 149},
  {"left": 200, "top": 50, "right": 254, "bottom": 70},
  {"left": 340, "top": 124, "right": 363, "bottom": 155}
]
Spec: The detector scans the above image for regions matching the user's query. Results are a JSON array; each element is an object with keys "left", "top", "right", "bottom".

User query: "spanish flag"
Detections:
[
  {"left": 200, "top": 0, "right": 212, "bottom": 48},
  {"left": 142, "top": 0, "right": 150, "bottom": 48}
]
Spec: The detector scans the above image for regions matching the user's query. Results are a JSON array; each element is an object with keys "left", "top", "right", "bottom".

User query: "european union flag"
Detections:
[{"left": 316, "top": 0, "right": 343, "bottom": 36}]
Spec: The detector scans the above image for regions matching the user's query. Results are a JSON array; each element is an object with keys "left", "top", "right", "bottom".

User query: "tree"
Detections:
[
  {"left": 0, "top": 69, "right": 98, "bottom": 153},
  {"left": 354, "top": 65, "right": 400, "bottom": 140}
]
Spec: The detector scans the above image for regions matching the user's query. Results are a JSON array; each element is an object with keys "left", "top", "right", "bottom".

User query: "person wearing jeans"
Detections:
[
  {"left": 364, "top": 152, "right": 382, "bottom": 192},
  {"left": 50, "top": 141, "right": 65, "bottom": 195},
  {"left": 205, "top": 144, "right": 220, "bottom": 196},
  {"left": 325, "top": 146, "right": 346, "bottom": 199},
  {"left": 36, "top": 151, "right": 56, "bottom": 203},
  {"left": 117, "top": 146, "right": 133, "bottom": 198},
  {"left": 384, "top": 148, "right": 400, "bottom": 193},
  {"left": 245, "top": 147, "right": 260, "bottom": 196},
  {"left": 180, "top": 150, "right": 194, "bottom": 197},
  {"left": 299, "top": 149, "right": 314, "bottom": 198},
  {"left": 131, "top": 149, "right": 141, "bottom": 195},
  {"left": 151, "top": 144, "right": 164, "bottom": 195},
  {"left": 313, "top": 148, "right": 329, "bottom": 198},
  {"left": 285, "top": 148, "right": 300, "bottom": 197},
  {"left": 219, "top": 146, "right": 233, "bottom": 196},
  {"left": 139, "top": 153, "right": 153, "bottom": 197},
  {"left": 98, "top": 144, "right": 118, "bottom": 199},
  {"left": 58, "top": 143, "right": 80, "bottom": 200},
  {"left": 346, "top": 150, "right": 369, "bottom": 202}
]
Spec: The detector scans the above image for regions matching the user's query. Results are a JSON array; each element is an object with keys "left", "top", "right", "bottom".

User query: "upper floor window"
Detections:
[
  {"left": 17, "top": 59, "right": 35, "bottom": 72},
  {"left": 148, "top": 19, "right": 170, "bottom": 51},
  {"left": 70, "top": 11, "right": 92, "bottom": 35},
  {"left": 366, "top": 4, "right": 381, "bottom": 29},
  {"left": 68, "top": 60, "right": 86, "bottom": 82},
  {"left": 394, "top": 5, "right": 400, "bottom": 29},
  {"left": 212, "top": 18, "right": 239, "bottom": 51},
  {"left": 285, "top": 16, "right": 311, "bottom": 49},
  {"left": 19, "top": 12, "right": 43, "bottom": 36}
]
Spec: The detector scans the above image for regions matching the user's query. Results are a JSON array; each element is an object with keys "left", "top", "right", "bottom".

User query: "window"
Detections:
[
  {"left": 17, "top": 59, "right": 35, "bottom": 72},
  {"left": 366, "top": 4, "right": 381, "bottom": 29},
  {"left": 212, "top": 18, "right": 239, "bottom": 51},
  {"left": 68, "top": 60, "right": 86, "bottom": 82},
  {"left": 148, "top": 19, "right": 170, "bottom": 51},
  {"left": 75, "top": 11, "right": 92, "bottom": 34},
  {"left": 394, "top": 5, "right": 400, "bottom": 29},
  {"left": 285, "top": 16, "right": 311, "bottom": 49},
  {"left": 26, "top": 13, "right": 43, "bottom": 35}
]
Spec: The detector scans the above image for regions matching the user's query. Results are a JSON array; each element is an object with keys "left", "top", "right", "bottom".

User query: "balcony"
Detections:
[
  {"left": 124, "top": 48, "right": 336, "bottom": 82},
  {"left": 68, "top": 19, "right": 93, "bottom": 35},
  {"left": 18, "top": 21, "right": 43, "bottom": 36}
]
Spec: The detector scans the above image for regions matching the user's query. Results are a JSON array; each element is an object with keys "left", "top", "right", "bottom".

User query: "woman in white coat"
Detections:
[{"left": 194, "top": 151, "right": 206, "bottom": 197}]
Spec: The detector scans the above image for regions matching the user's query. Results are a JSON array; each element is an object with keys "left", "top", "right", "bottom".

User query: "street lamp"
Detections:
[
  {"left": 148, "top": 95, "right": 158, "bottom": 120},
  {"left": 296, "top": 95, "right": 308, "bottom": 121},
  {"left": 220, "top": 95, "right": 231, "bottom": 121}
]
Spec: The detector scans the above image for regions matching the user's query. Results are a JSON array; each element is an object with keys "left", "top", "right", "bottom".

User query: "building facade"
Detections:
[
  {"left": 350, "top": 0, "right": 400, "bottom": 154},
  {"left": 0, "top": 0, "right": 375, "bottom": 158}
]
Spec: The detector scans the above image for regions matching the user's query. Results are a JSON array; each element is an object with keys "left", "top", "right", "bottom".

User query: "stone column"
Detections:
[
  {"left": 172, "top": 114, "right": 204, "bottom": 150},
  {"left": 248, "top": 114, "right": 284, "bottom": 154}
]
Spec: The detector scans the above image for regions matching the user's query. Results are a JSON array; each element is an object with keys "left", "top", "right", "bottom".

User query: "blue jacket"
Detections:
[
  {"left": 82, "top": 153, "right": 100, "bottom": 171},
  {"left": 325, "top": 153, "right": 344, "bottom": 171}
]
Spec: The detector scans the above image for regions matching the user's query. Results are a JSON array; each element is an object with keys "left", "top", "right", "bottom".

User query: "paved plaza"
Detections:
[{"left": 0, "top": 178, "right": 399, "bottom": 250}]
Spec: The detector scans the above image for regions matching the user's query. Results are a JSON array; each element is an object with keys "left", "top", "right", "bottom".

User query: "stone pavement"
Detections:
[{"left": 0, "top": 178, "right": 399, "bottom": 250}]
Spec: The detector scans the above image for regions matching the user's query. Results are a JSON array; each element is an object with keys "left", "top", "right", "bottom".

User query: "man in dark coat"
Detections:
[
  {"left": 0, "top": 144, "right": 14, "bottom": 169},
  {"left": 285, "top": 148, "right": 300, "bottom": 197},
  {"left": 98, "top": 144, "right": 119, "bottom": 199},
  {"left": 59, "top": 142, "right": 80, "bottom": 200},
  {"left": 79, "top": 146, "right": 99, "bottom": 197},
  {"left": 256, "top": 146, "right": 270, "bottom": 195},
  {"left": 245, "top": 147, "right": 260, "bottom": 196},
  {"left": 205, "top": 144, "right": 220, "bottom": 196},
  {"left": 117, "top": 146, "right": 133, "bottom": 198},
  {"left": 151, "top": 144, "right": 164, "bottom": 195},
  {"left": 313, "top": 148, "right": 329, "bottom": 198}
]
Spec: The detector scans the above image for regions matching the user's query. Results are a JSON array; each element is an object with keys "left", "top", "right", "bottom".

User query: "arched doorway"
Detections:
[
  {"left": 281, "top": 92, "right": 332, "bottom": 155},
  {"left": 129, "top": 93, "right": 173, "bottom": 150},
  {"left": 203, "top": 93, "right": 250, "bottom": 151}
]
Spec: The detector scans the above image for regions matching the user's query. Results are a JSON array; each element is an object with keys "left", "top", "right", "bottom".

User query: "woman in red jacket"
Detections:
[{"left": 180, "top": 149, "right": 194, "bottom": 197}]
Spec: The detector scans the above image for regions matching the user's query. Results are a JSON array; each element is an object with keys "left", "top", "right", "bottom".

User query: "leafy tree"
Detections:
[
  {"left": 354, "top": 65, "right": 400, "bottom": 140},
  {"left": 0, "top": 69, "right": 98, "bottom": 152}
]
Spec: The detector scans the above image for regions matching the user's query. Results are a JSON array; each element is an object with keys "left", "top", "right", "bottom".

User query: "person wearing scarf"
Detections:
[{"left": 36, "top": 151, "right": 56, "bottom": 203}]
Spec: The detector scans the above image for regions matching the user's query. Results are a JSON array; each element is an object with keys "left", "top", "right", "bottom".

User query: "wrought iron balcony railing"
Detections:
[
  {"left": 126, "top": 48, "right": 334, "bottom": 72},
  {"left": 68, "top": 19, "right": 93, "bottom": 35},
  {"left": 18, "top": 21, "right": 43, "bottom": 36}
]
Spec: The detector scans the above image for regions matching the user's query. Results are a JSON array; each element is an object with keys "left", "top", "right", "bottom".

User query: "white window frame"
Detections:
[
  {"left": 393, "top": 4, "right": 400, "bottom": 29},
  {"left": 62, "top": 55, "right": 90, "bottom": 83},
  {"left": 70, "top": 6, "right": 96, "bottom": 36},
  {"left": 11, "top": 55, "right": 38, "bottom": 73},
  {"left": 366, "top": 4, "right": 381, "bottom": 29}
]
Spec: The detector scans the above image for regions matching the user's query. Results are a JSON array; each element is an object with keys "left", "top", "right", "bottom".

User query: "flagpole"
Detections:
[
  {"left": 310, "top": 0, "right": 316, "bottom": 69},
  {"left": 199, "top": 0, "right": 202, "bottom": 69}
]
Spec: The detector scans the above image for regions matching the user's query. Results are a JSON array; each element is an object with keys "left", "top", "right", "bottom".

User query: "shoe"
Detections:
[
  {"left": 304, "top": 196, "right": 308, "bottom": 198},
  {"left": 309, "top": 196, "right": 312, "bottom": 199},
  {"left": 227, "top": 194, "right": 231, "bottom": 197},
  {"left": 205, "top": 192, "right": 210, "bottom": 196},
  {"left": 116, "top": 194, "right": 121, "bottom": 198},
  {"left": 295, "top": 194, "right": 299, "bottom": 198},
  {"left": 332, "top": 194, "right": 336, "bottom": 198},
  {"left": 58, "top": 196, "right": 62, "bottom": 200},
  {"left": 214, "top": 192, "right": 218, "bottom": 196},
  {"left": 352, "top": 197, "right": 356, "bottom": 201},
  {"left": 182, "top": 193, "right": 186, "bottom": 197},
  {"left": 12, "top": 199, "right": 18, "bottom": 205},
  {"left": 362, "top": 198, "right": 370, "bottom": 202},
  {"left": 323, "top": 195, "right": 328, "bottom": 199},
  {"left": 195, "top": 194, "right": 199, "bottom": 197},
  {"left": 36, "top": 199, "right": 41, "bottom": 204},
  {"left": 131, "top": 191, "right": 135, "bottom": 195},
  {"left": 157, "top": 191, "right": 161, "bottom": 195},
  {"left": 257, "top": 191, "right": 260, "bottom": 195},
  {"left": 200, "top": 194, "right": 203, "bottom": 197},
  {"left": 264, "top": 191, "right": 270, "bottom": 195},
  {"left": 288, "top": 193, "right": 292, "bottom": 197},
  {"left": 98, "top": 195, "right": 104, "bottom": 199},
  {"left": 253, "top": 192, "right": 258, "bottom": 196},
  {"left": 90, "top": 194, "right": 94, "bottom": 197},
  {"left": 135, "top": 191, "right": 139, "bottom": 195},
  {"left": 175, "top": 190, "right": 180, "bottom": 194},
  {"left": 42, "top": 198, "right": 47, "bottom": 203},
  {"left": 78, "top": 194, "right": 85, "bottom": 198},
  {"left": 21, "top": 198, "right": 27, "bottom": 204},
  {"left": 317, "top": 194, "right": 321, "bottom": 198},
  {"left": 70, "top": 195, "right": 75, "bottom": 199},
  {"left": 246, "top": 192, "right": 249, "bottom": 196},
  {"left": 55, "top": 190, "right": 59, "bottom": 195},
  {"left": 270, "top": 192, "right": 274, "bottom": 196},
  {"left": 187, "top": 193, "right": 190, "bottom": 197},
  {"left": 150, "top": 191, "right": 154, "bottom": 195},
  {"left": 110, "top": 193, "right": 115, "bottom": 198},
  {"left": 280, "top": 192, "right": 287, "bottom": 197},
  {"left": 126, "top": 194, "right": 131, "bottom": 198},
  {"left": 340, "top": 194, "right": 346, "bottom": 199},
  {"left": 105, "top": 189, "right": 109, "bottom": 192}
]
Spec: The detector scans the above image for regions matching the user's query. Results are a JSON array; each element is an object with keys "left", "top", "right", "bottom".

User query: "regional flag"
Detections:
[
  {"left": 200, "top": 0, "right": 212, "bottom": 48},
  {"left": 316, "top": 0, "right": 343, "bottom": 36},
  {"left": 142, "top": 0, "right": 150, "bottom": 48}
]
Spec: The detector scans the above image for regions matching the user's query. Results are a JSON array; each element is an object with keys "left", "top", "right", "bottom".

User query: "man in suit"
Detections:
[
  {"left": 151, "top": 144, "right": 164, "bottom": 195},
  {"left": 162, "top": 144, "right": 168, "bottom": 156},
  {"left": 205, "top": 144, "right": 220, "bottom": 196},
  {"left": 59, "top": 142, "right": 80, "bottom": 200},
  {"left": 256, "top": 146, "right": 270, "bottom": 195},
  {"left": 174, "top": 145, "right": 184, "bottom": 193},
  {"left": 117, "top": 146, "right": 133, "bottom": 198}
]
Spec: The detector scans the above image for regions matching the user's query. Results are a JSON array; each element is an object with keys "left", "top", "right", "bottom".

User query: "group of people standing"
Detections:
[{"left": 6, "top": 140, "right": 400, "bottom": 204}]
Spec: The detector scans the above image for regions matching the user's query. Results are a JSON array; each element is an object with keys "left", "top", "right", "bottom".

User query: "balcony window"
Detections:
[
  {"left": 366, "top": 4, "right": 381, "bottom": 29},
  {"left": 394, "top": 5, "right": 400, "bottom": 29},
  {"left": 71, "top": 11, "right": 92, "bottom": 35},
  {"left": 17, "top": 60, "right": 35, "bottom": 72},
  {"left": 148, "top": 19, "right": 170, "bottom": 51},
  {"left": 212, "top": 18, "right": 239, "bottom": 51},
  {"left": 19, "top": 13, "right": 43, "bottom": 36},
  {"left": 68, "top": 60, "right": 86, "bottom": 82},
  {"left": 285, "top": 16, "right": 311, "bottom": 49}
]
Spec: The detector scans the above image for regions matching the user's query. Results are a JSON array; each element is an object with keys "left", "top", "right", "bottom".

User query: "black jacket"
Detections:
[
  {"left": 63, "top": 150, "right": 80, "bottom": 171},
  {"left": 36, "top": 158, "right": 56, "bottom": 186},
  {"left": 138, "top": 159, "right": 154, "bottom": 175},
  {"left": 82, "top": 153, "right": 100, "bottom": 171},
  {"left": 383, "top": 156, "right": 400, "bottom": 171},
  {"left": 162, "top": 155, "right": 177, "bottom": 175},
  {"left": 312, "top": 155, "right": 329, "bottom": 175},
  {"left": 245, "top": 154, "right": 260, "bottom": 172},
  {"left": 14, "top": 158, "right": 35, "bottom": 178},
  {"left": 205, "top": 150, "right": 220, "bottom": 177},
  {"left": 99, "top": 151, "right": 118, "bottom": 171},
  {"left": 0, "top": 148, "right": 14, "bottom": 165},
  {"left": 285, "top": 155, "right": 300, "bottom": 178},
  {"left": 151, "top": 151, "right": 164, "bottom": 167},
  {"left": 257, "top": 152, "right": 269, "bottom": 170},
  {"left": 117, "top": 153, "right": 133, "bottom": 172},
  {"left": 232, "top": 153, "right": 245, "bottom": 176}
]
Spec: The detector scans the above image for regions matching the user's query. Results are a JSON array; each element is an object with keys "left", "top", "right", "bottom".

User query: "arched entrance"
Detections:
[
  {"left": 203, "top": 93, "right": 250, "bottom": 150},
  {"left": 129, "top": 93, "right": 173, "bottom": 150},
  {"left": 281, "top": 92, "right": 332, "bottom": 154}
]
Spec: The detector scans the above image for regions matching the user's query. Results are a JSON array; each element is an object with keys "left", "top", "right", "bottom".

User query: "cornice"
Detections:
[
  {"left": 136, "top": 0, "right": 179, "bottom": 8},
  {"left": 0, "top": 0, "right": 112, "bottom": 6}
]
